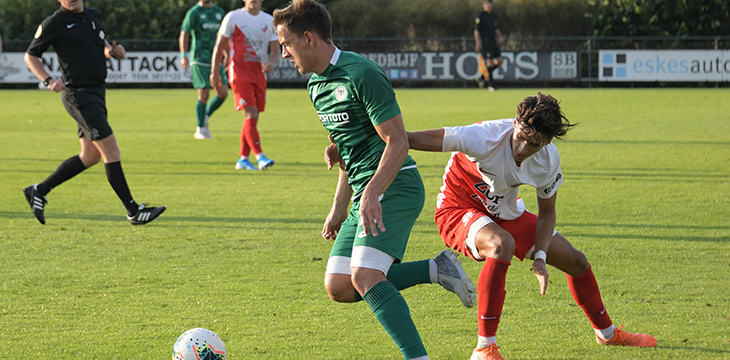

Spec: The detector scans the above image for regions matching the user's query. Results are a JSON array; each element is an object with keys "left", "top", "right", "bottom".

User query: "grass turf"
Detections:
[{"left": 1, "top": 88, "right": 729, "bottom": 359}]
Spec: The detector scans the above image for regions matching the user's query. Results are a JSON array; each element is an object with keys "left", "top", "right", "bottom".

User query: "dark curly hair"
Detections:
[
  {"left": 515, "top": 92, "right": 576, "bottom": 144},
  {"left": 272, "top": 0, "right": 332, "bottom": 42}
]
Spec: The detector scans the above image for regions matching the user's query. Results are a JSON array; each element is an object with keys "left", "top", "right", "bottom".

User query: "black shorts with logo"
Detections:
[
  {"left": 481, "top": 41, "right": 502, "bottom": 60},
  {"left": 61, "top": 85, "right": 113, "bottom": 141}
]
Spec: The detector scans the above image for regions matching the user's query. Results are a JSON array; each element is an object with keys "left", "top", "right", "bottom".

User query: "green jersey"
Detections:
[
  {"left": 181, "top": 3, "right": 225, "bottom": 66},
  {"left": 308, "top": 49, "right": 416, "bottom": 197}
]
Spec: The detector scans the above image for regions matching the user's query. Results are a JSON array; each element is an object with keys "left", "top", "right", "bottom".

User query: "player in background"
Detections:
[
  {"left": 274, "top": 1, "right": 476, "bottom": 359},
  {"left": 180, "top": 0, "right": 228, "bottom": 140},
  {"left": 23, "top": 0, "right": 165, "bottom": 225},
  {"left": 211, "top": 0, "right": 279, "bottom": 170},
  {"left": 474, "top": 0, "right": 504, "bottom": 91},
  {"left": 406, "top": 93, "right": 657, "bottom": 359}
]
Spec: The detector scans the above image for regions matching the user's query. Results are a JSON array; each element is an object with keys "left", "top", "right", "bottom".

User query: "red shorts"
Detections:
[
  {"left": 435, "top": 205, "right": 538, "bottom": 262},
  {"left": 230, "top": 80, "right": 266, "bottom": 112}
]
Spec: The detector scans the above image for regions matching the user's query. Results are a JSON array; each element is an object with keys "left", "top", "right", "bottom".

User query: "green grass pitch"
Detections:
[{"left": 1, "top": 87, "right": 729, "bottom": 359}]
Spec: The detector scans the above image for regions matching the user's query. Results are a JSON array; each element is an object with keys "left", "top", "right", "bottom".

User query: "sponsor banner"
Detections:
[
  {"left": 1, "top": 50, "right": 579, "bottom": 84},
  {"left": 246, "top": 50, "right": 579, "bottom": 83},
  {"left": 599, "top": 50, "right": 730, "bottom": 82},
  {"left": 0, "top": 51, "right": 190, "bottom": 84}
]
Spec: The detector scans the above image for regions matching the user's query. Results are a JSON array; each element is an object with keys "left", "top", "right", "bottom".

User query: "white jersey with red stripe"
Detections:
[
  {"left": 437, "top": 119, "right": 563, "bottom": 220},
  {"left": 218, "top": 8, "right": 277, "bottom": 85}
]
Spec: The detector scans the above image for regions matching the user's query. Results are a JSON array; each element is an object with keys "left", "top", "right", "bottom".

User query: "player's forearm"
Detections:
[
  {"left": 269, "top": 41, "right": 280, "bottom": 68},
  {"left": 407, "top": 129, "right": 445, "bottom": 151},
  {"left": 24, "top": 53, "right": 51, "bottom": 81},
  {"left": 210, "top": 35, "right": 227, "bottom": 71},
  {"left": 366, "top": 134, "right": 408, "bottom": 198},
  {"left": 534, "top": 209, "right": 556, "bottom": 255},
  {"left": 331, "top": 167, "right": 353, "bottom": 213},
  {"left": 179, "top": 31, "right": 190, "bottom": 53}
]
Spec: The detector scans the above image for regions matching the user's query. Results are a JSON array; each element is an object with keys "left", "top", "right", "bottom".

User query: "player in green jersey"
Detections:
[
  {"left": 180, "top": 0, "right": 228, "bottom": 139},
  {"left": 273, "top": 1, "right": 475, "bottom": 359}
]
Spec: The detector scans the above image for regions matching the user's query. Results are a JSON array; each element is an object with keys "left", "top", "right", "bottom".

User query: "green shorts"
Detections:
[
  {"left": 329, "top": 168, "right": 425, "bottom": 262},
  {"left": 191, "top": 64, "right": 228, "bottom": 89}
]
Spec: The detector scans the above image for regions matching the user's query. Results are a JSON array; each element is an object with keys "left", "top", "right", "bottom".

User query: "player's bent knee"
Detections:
[
  {"left": 562, "top": 250, "right": 591, "bottom": 277},
  {"left": 573, "top": 250, "right": 591, "bottom": 274},
  {"left": 477, "top": 232, "right": 515, "bottom": 260},
  {"left": 324, "top": 274, "right": 357, "bottom": 303}
]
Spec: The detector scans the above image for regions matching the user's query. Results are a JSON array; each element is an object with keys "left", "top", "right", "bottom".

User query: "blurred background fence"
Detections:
[{"left": 3, "top": 36, "right": 729, "bottom": 86}]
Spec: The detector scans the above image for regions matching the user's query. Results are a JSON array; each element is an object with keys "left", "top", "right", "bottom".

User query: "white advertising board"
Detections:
[
  {"left": 0, "top": 51, "right": 190, "bottom": 84},
  {"left": 599, "top": 50, "right": 730, "bottom": 82}
]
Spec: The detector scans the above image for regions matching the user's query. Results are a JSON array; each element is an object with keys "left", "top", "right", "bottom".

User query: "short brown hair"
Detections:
[
  {"left": 516, "top": 92, "right": 576, "bottom": 143},
  {"left": 272, "top": 0, "right": 332, "bottom": 41}
]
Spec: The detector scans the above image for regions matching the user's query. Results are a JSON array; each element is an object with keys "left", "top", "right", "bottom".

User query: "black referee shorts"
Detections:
[
  {"left": 61, "top": 85, "right": 113, "bottom": 141},
  {"left": 481, "top": 41, "right": 502, "bottom": 60}
]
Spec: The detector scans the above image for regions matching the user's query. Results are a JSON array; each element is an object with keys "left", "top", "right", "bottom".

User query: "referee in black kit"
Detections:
[
  {"left": 474, "top": 0, "right": 504, "bottom": 91},
  {"left": 23, "top": 0, "right": 165, "bottom": 225}
]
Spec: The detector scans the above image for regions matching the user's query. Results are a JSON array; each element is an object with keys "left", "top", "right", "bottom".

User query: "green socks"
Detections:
[
  {"left": 196, "top": 101, "right": 206, "bottom": 127},
  {"left": 364, "top": 281, "right": 428, "bottom": 360},
  {"left": 206, "top": 96, "right": 225, "bottom": 117},
  {"left": 352, "top": 260, "right": 432, "bottom": 302},
  {"left": 388, "top": 260, "right": 431, "bottom": 290}
]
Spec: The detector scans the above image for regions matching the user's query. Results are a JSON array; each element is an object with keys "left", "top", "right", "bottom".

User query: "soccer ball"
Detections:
[{"left": 172, "top": 328, "right": 226, "bottom": 360}]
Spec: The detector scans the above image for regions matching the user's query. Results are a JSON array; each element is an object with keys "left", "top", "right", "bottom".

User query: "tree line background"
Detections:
[{"left": 1, "top": 0, "right": 728, "bottom": 51}]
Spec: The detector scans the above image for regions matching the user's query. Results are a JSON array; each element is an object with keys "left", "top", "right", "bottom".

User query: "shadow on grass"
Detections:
[{"left": 0, "top": 211, "right": 323, "bottom": 225}]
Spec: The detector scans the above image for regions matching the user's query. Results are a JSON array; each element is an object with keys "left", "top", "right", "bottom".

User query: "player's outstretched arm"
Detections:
[
  {"left": 407, "top": 129, "right": 445, "bottom": 152},
  {"left": 531, "top": 192, "right": 558, "bottom": 295}
]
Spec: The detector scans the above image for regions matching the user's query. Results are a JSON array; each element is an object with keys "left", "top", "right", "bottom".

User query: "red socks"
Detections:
[
  {"left": 477, "top": 261, "right": 612, "bottom": 337},
  {"left": 477, "top": 257, "right": 511, "bottom": 337},
  {"left": 240, "top": 118, "right": 262, "bottom": 157},
  {"left": 566, "top": 267, "right": 612, "bottom": 330}
]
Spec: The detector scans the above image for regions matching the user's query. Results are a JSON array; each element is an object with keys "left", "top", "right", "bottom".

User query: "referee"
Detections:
[
  {"left": 23, "top": 0, "right": 165, "bottom": 225},
  {"left": 474, "top": 0, "right": 504, "bottom": 91}
]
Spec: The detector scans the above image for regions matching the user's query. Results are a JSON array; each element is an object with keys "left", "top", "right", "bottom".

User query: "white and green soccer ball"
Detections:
[{"left": 172, "top": 328, "right": 226, "bottom": 360}]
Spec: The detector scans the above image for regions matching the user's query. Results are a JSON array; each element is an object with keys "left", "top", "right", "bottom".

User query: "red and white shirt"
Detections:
[
  {"left": 218, "top": 8, "right": 277, "bottom": 85},
  {"left": 437, "top": 119, "right": 563, "bottom": 220}
]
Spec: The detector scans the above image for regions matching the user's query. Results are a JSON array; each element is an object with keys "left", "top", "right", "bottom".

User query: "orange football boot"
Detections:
[
  {"left": 596, "top": 325, "right": 657, "bottom": 347},
  {"left": 470, "top": 343, "right": 505, "bottom": 360}
]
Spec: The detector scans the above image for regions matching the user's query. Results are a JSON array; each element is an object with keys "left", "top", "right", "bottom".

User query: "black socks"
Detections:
[
  {"left": 104, "top": 161, "right": 139, "bottom": 216},
  {"left": 38, "top": 155, "right": 87, "bottom": 195}
]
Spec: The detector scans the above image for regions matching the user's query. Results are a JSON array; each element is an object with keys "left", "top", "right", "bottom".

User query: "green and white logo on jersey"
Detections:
[{"left": 335, "top": 85, "right": 348, "bottom": 101}]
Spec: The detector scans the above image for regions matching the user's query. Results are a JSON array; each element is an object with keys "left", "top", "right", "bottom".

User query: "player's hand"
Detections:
[
  {"left": 359, "top": 190, "right": 385, "bottom": 237},
  {"left": 48, "top": 79, "right": 66, "bottom": 93},
  {"left": 322, "top": 208, "right": 347, "bottom": 240},
  {"left": 109, "top": 41, "right": 126, "bottom": 59},
  {"left": 262, "top": 62, "right": 274, "bottom": 74},
  {"left": 180, "top": 57, "right": 190, "bottom": 72},
  {"left": 531, "top": 259, "right": 549, "bottom": 295},
  {"left": 324, "top": 143, "right": 342, "bottom": 171},
  {"left": 210, "top": 72, "right": 221, "bottom": 88}
]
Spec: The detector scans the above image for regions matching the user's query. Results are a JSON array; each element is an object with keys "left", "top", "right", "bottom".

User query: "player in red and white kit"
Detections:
[
  {"left": 211, "top": 0, "right": 280, "bottom": 171},
  {"left": 407, "top": 93, "right": 657, "bottom": 360}
]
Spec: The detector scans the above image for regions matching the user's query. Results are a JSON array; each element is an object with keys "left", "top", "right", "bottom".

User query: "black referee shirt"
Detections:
[
  {"left": 475, "top": 11, "right": 499, "bottom": 44},
  {"left": 27, "top": 6, "right": 108, "bottom": 88}
]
